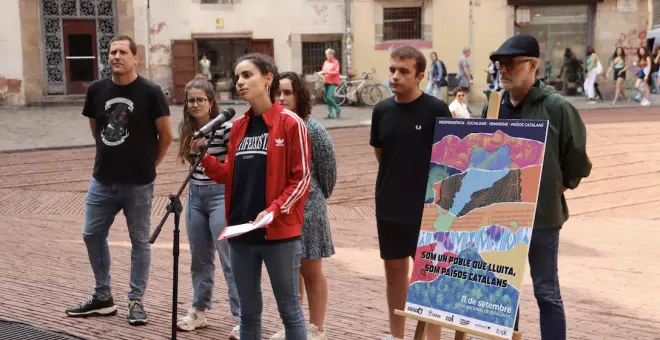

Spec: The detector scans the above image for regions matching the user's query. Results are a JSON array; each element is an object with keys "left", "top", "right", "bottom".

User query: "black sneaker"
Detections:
[
  {"left": 128, "top": 299, "right": 148, "bottom": 326},
  {"left": 66, "top": 296, "right": 117, "bottom": 317}
]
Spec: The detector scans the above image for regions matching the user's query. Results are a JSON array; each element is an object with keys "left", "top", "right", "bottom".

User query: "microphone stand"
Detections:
[{"left": 149, "top": 129, "right": 215, "bottom": 340}]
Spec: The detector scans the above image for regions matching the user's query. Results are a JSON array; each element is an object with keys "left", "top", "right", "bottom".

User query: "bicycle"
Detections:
[
  {"left": 332, "top": 69, "right": 383, "bottom": 107},
  {"left": 308, "top": 74, "right": 325, "bottom": 103},
  {"left": 373, "top": 79, "right": 393, "bottom": 100},
  {"left": 309, "top": 73, "right": 348, "bottom": 105}
]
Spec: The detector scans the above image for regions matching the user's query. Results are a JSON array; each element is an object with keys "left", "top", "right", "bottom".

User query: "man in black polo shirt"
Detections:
[
  {"left": 482, "top": 34, "right": 592, "bottom": 340},
  {"left": 370, "top": 46, "right": 452, "bottom": 340},
  {"left": 65, "top": 36, "right": 173, "bottom": 326}
]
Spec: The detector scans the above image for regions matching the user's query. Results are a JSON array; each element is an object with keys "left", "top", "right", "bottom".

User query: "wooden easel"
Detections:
[{"left": 395, "top": 91, "right": 521, "bottom": 340}]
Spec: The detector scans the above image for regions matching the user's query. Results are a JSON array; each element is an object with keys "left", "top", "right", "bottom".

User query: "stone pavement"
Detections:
[
  {"left": 1, "top": 109, "right": 660, "bottom": 340},
  {"left": 0, "top": 104, "right": 376, "bottom": 153},
  {"left": 1, "top": 94, "right": 659, "bottom": 152}
]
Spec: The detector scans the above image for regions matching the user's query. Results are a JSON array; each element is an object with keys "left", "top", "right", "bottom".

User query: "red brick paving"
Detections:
[{"left": 1, "top": 110, "right": 660, "bottom": 339}]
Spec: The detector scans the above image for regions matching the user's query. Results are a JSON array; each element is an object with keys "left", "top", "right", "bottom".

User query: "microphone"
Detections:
[{"left": 193, "top": 108, "right": 236, "bottom": 139}]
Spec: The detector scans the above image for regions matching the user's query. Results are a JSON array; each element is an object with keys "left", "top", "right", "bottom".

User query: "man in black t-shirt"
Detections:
[
  {"left": 65, "top": 36, "right": 173, "bottom": 326},
  {"left": 370, "top": 46, "right": 452, "bottom": 340}
]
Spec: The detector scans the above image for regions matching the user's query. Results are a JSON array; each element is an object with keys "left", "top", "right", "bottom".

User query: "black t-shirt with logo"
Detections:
[
  {"left": 82, "top": 76, "right": 170, "bottom": 185},
  {"left": 370, "top": 93, "right": 452, "bottom": 226},
  {"left": 229, "top": 115, "right": 269, "bottom": 244}
]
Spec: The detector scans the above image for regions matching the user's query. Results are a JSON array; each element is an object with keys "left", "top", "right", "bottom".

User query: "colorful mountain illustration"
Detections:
[
  {"left": 429, "top": 165, "right": 542, "bottom": 232},
  {"left": 425, "top": 163, "right": 462, "bottom": 203},
  {"left": 431, "top": 131, "right": 544, "bottom": 171}
]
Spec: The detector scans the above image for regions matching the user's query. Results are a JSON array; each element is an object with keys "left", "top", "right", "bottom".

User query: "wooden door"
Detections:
[
  {"left": 171, "top": 40, "right": 198, "bottom": 104},
  {"left": 248, "top": 39, "right": 274, "bottom": 60},
  {"left": 63, "top": 20, "right": 98, "bottom": 94}
]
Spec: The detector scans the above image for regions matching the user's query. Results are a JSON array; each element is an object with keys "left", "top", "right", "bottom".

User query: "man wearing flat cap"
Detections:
[{"left": 482, "top": 34, "right": 592, "bottom": 340}]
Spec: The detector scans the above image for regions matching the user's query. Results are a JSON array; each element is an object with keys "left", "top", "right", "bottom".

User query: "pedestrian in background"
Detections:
[
  {"left": 606, "top": 46, "right": 629, "bottom": 106},
  {"left": 426, "top": 52, "right": 446, "bottom": 99},
  {"left": 634, "top": 46, "right": 652, "bottom": 106},
  {"left": 456, "top": 47, "right": 473, "bottom": 96},
  {"left": 318, "top": 48, "right": 342, "bottom": 119}
]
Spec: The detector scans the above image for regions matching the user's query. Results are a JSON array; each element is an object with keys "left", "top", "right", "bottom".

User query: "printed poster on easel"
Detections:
[{"left": 404, "top": 118, "right": 548, "bottom": 339}]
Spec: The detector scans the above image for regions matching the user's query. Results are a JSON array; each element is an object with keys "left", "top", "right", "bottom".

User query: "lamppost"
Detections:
[
  {"left": 344, "top": 0, "right": 352, "bottom": 77},
  {"left": 147, "top": 0, "right": 152, "bottom": 81}
]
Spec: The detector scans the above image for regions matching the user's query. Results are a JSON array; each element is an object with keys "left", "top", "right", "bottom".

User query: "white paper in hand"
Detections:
[{"left": 218, "top": 212, "right": 274, "bottom": 240}]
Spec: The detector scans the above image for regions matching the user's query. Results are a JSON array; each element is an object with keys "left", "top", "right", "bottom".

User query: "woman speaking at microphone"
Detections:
[
  {"left": 192, "top": 53, "right": 312, "bottom": 340},
  {"left": 176, "top": 74, "right": 240, "bottom": 338}
]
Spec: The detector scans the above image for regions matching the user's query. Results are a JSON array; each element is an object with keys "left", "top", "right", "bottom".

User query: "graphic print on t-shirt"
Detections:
[
  {"left": 101, "top": 97, "right": 134, "bottom": 146},
  {"left": 236, "top": 133, "right": 268, "bottom": 158}
]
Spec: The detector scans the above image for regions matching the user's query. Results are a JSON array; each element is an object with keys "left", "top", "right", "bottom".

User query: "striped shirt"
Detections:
[{"left": 190, "top": 121, "right": 232, "bottom": 185}]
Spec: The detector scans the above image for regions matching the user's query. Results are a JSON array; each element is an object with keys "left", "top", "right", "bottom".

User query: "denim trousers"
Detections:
[
  {"left": 515, "top": 228, "right": 566, "bottom": 340},
  {"left": 425, "top": 82, "right": 442, "bottom": 99},
  {"left": 82, "top": 177, "right": 154, "bottom": 301},
  {"left": 651, "top": 72, "right": 659, "bottom": 93},
  {"left": 185, "top": 183, "right": 240, "bottom": 316},
  {"left": 229, "top": 238, "right": 307, "bottom": 340}
]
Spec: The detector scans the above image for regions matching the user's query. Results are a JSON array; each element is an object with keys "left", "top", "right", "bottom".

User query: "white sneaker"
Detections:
[
  {"left": 176, "top": 308, "right": 208, "bottom": 331},
  {"left": 308, "top": 323, "right": 327, "bottom": 340},
  {"left": 641, "top": 99, "right": 651, "bottom": 106},
  {"left": 229, "top": 324, "right": 240, "bottom": 340},
  {"left": 270, "top": 328, "right": 286, "bottom": 340},
  {"left": 383, "top": 335, "right": 403, "bottom": 340},
  {"left": 271, "top": 323, "right": 324, "bottom": 339}
]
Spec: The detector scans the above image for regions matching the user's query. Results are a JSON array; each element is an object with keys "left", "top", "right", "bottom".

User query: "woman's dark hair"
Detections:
[
  {"left": 177, "top": 74, "right": 219, "bottom": 165},
  {"left": 235, "top": 53, "right": 279, "bottom": 103},
  {"left": 430, "top": 51, "right": 438, "bottom": 58},
  {"left": 612, "top": 46, "right": 626, "bottom": 59},
  {"left": 638, "top": 46, "right": 650, "bottom": 60},
  {"left": 453, "top": 87, "right": 465, "bottom": 97},
  {"left": 587, "top": 47, "right": 595, "bottom": 56},
  {"left": 564, "top": 48, "right": 573, "bottom": 59},
  {"left": 279, "top": 72, "right": 312, "bottom": 119}
]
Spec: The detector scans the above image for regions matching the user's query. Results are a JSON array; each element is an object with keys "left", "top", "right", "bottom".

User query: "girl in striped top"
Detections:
[{"left": 176, "top": 74, "right": 240, "bottom": 339}]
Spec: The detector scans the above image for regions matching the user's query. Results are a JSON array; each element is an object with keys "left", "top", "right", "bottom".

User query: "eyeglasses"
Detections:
[
  {"left": 186, "top": 97, "right": 209, "bottom": 106},
  {"left": 457, "top": 94, "right": 465, "bottom": 98},
  {"left": 495, "top": 59, "right": 533, "bottom": 71}
]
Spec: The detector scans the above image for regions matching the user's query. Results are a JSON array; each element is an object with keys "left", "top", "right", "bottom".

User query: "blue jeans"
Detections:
[
  {"left": 636, "top": 83, "right": 645, "bottom": 101},
  {"left": 229, "top": 238, "right": 306, "bottom": 340},
  {"left": 186, "top": 183, "right": 240, "bottom": 316},
  {"left": 515, "top": 228, "right": 565, "bottom": 340},
  {"left": 426, "top": 82, "right": 442, "bottom": 99},
  {"left": 82, "top": 178, "right": 154, "bottom": 301},
  {"left": 651, "top": 72, "right": 659, "bottom": 93}
]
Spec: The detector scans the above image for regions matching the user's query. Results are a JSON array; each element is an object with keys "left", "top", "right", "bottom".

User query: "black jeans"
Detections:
[{"left": 515, "top": 228, "right": 566, "bottom": 340}]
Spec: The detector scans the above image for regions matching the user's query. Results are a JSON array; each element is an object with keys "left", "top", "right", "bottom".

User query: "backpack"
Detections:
[{"left": 439, "top": 60, "right": 448, "bottom": 79}]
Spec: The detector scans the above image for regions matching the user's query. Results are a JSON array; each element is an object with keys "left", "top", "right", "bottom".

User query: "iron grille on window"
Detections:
[
  {"left": 302, "top": 41, "right": 343, "bottom": 75},
  {"left": 383, "top": 7, "right": 422, "bottom": 41}
]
